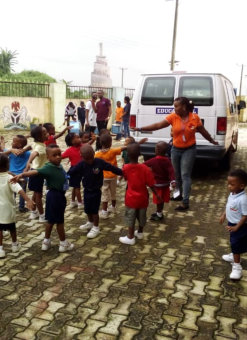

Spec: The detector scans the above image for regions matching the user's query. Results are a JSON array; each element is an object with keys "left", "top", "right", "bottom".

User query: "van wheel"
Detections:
[{"left": 220, "top": 150, "right": 232, "bottom": 171}]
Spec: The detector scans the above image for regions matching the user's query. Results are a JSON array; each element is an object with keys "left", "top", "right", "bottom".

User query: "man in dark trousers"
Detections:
[
  {"left": 96, "top": 90, "right": 112, "bottom": 133},
  {"left": 77, "top": 101, "right": 86, "bottom": 131}
]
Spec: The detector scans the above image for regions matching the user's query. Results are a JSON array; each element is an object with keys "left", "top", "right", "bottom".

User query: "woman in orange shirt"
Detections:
[{"left": 135, "top": 97, "right": 218, "bottom": 211}]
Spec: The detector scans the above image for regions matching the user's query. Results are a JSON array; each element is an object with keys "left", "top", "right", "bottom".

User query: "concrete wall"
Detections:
[{"left": 0, "top": 96, "right": 50, "bottom": 130}]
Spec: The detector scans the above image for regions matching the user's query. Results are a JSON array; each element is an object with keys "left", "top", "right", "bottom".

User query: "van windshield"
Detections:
[
  {"left": 178, "top": 76, "right": 213, "bottom": 106},
  {"left": 141, "top": 77, "right": 175, "bottom": 105}
]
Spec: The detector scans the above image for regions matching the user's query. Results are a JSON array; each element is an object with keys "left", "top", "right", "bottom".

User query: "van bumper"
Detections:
[{"left": 140, "top": 143, "right": 227, "bottom": 160}]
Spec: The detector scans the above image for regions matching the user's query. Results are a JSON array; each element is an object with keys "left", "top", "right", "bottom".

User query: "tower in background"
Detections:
[{"left": 91, "top": 43, "right": 112, "bottom": 87}]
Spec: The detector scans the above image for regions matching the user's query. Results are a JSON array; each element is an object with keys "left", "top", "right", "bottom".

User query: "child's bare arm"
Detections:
[
  {"left": 88, "top": 134, "right": 96, "bottom": 145},
  {"left": 150, "top": 186, "right": 162, "bottom": 202},
  {"left": 0, "top": 136, "right": 5, "bottom": 152},
  {"left": 138, "top": 137, "right": 148, "bottom": 144},
  {"left": 24, "top": 151, "right": 39, "bottom": 171},
  {"left": 10, "top": 170, "right": 39, "bottom": 184},
  {"left": 219, "top": 210, "right": 226, "bottom": 224},
  {"left": 226, "top": 215, "right": 247, "bottom": 232},
  {"left": 120, "top": 146, "right": 127, "bottom": 151},
  {"left": 54, "top": 126, "right": 73, "bottom": 140},
  {"left": 18, "top": 189, "right": 35, "bottom": 210}
]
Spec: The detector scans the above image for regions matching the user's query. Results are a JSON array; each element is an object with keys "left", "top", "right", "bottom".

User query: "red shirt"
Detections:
[
  {"left": 62, "top": 145, "right": 82, "bottom": 166},
  {"left": 96, "top": 97, "right": 111, "bottom": 121},
  {"left": 123, "top": 163, "right": 155, "bottom": 209},
  {"left": 144, "top": 156, "right": 175, "bottom": 186},
  {"left": 44, "top": 135, "right": 57, "bottom": 146}
]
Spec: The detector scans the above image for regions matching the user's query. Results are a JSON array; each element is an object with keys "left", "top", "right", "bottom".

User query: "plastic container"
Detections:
[
  {"left": 111, "top": 124, "right": 121, "bottom": 134},
  {"left": 69, "top": 121, "right": 81, "bottom": 134}
]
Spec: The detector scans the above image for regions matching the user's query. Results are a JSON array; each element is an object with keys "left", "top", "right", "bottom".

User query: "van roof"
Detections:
[{"left": 141, "top": 72, "right": 232, "bottom": 82}]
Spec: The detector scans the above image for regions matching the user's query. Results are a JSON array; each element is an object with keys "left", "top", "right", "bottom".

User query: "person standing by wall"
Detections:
[
  {"left": 64, "top": 102, "right": 77, "bottom": 126},
  {"left": 77, "top": 101, "right": 86, "bottom": 131},
  {"left": 96, "top": 90, "right": 112, "bottom": 133},
  {"left": 122, "top": 96, "right": 131, "bottom": 138},
  {"left": 85, "top": 92, "right": 97, "bottom": 133}
]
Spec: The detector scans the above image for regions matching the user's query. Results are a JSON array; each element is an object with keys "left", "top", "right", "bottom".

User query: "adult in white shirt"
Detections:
[{"left": 85, "top": 92, "right": 97, "bottom": 133}]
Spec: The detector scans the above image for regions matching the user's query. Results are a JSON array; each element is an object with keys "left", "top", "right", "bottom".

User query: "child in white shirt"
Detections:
[{"left": 0, "top": 154, "right": 34, "bottom": 258}]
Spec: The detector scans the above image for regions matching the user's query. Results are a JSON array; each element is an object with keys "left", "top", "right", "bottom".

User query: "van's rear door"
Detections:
[
  {"left": 178, "top": 75, "right": 216, "bottom": 145},
  {"left": 136, "top": 75, "right": 176, "bottom": 143}
]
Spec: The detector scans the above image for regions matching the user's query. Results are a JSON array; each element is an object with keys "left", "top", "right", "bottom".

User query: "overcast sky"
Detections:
[{"left": 1, "top": 0, "right": 247, "bottom": 93}]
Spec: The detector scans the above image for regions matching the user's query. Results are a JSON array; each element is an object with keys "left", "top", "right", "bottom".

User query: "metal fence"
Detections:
[
  {"left": 125, "top": 88, "right": 135, "bottom": 99},
  {"left": 0, "top": 81, "right": 50, "bottom": 98},
  {"left": 66, "top": 86, "right": 113, "bottom": 99}
]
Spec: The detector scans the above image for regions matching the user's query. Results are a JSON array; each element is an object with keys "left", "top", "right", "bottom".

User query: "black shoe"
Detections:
[
  {"left": 150, "top": 213, "right": 164, "bottom": 221},
  {"left": 171, "top": 195, "right": 183, "bottom": 201},
  {"left": 19, "top": 207, "right": 29, "bottom": 213},
  {"left": 175, "top": 204, "right": 189, "bottom": 211}
]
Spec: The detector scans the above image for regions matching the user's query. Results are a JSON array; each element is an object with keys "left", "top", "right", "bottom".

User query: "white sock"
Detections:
[
  {"left": 102, "top": 210, "right": 108, "bottom": 213},
  {"left": 93, "top": 226, "right": 99, "bottom": 230},
  {"left": 12, "top": 242, "right": 18, "bottom": 246},
  {"left": 39, "top": 213, "right": 45, "bottom": 217},
  {"left": 44, "top": 238, "right": 50, "bottom": 243},
  {"left": 60, "top": 240, "right": 67, "bottom": 245},
  {"left": 157, "top": 212, "right": 163, "bottom": 217},
  {"left": 0, "top": 246, "right": 3, "bottom": 250}
]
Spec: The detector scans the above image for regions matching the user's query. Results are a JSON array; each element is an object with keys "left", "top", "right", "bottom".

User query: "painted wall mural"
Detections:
[{"left": 0, "top": 101, "right": 31, "bottom": 129}]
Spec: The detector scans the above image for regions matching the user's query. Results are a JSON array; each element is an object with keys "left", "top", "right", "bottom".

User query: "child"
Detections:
[
  {"left": 220, "top": 169, "right": 247, "bottom": 280},
  {"left": 43, "top": 123, "right": 72, "bottom": 146},
  {"left": 115, "top": 101, "right": 124, "bottom": 124},
  {"left": 95, "top": 129, "right": 111, "bottom": 151},
  {"left": 5, "top": 135, "right": 32, "bottom": 212},
  {"left": 0, "top": 154, "right": 34, "bottom": 258},
  {"left": 69, "top": 145, "right": 122, "bottom": 239},
  {"left": 95, "top": 133, "right": 126, "bottom": 218},
  {"left": 80, "top": 131, "right": 96, "bottom": 147},
  {"left": 119, "top": 143, "right": 157, "bottom": 245},
  {"left": 62, "top": 133, "right": 83, "bottom": 208},
  {"left": 11, "top": 145, "right": 73, "bottom": 252},
  {"left": 25, "top": 125, "right": 48, "bottom": 222},
  {"left": 144, "top": 141, "right": 175, "bottom": 221},
  {"left": 121, "top": 136, "right": 148, "bottom": 165}
]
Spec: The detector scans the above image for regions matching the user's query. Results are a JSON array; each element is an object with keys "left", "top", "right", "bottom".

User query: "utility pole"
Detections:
[
  {"left": 119, "top": 67, "right": 127, "bottom": 87},
  {"left": 170, "top": 0, "right": 179, "bottom": 71}
]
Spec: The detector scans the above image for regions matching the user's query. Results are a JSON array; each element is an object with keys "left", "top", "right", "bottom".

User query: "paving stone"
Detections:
[{"left": 215, "top": 316, "right": 237, "bottom": 339}]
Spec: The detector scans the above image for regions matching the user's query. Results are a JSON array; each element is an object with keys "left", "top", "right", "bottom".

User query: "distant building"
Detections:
[{"left": 91, "top": 43, "right": 112, "bottom": 88}]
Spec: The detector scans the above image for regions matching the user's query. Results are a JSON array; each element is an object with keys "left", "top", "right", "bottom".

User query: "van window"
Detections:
[
  {"left": 225, "top": 81, "right": 237, "bottom": 115},
  {"left": 178, "top": 77, "right": 213, "bottom": 106},
  {"left": 141, "top": 77, "right": 175, "bottom": 105}
]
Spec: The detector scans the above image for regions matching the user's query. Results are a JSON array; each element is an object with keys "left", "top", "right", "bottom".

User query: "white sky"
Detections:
[{"left": 1, "top": 0, "right": 247, "bottom": 93}]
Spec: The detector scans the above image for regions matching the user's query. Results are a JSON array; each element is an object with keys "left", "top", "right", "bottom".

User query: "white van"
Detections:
[{"left": 130, "top": 73, "right": 238, "bottom": 161}]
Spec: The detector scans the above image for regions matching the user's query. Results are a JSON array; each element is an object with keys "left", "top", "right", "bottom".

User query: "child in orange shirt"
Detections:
[
  {"left": 115, "top": 101, "right": 124, "bottom": 124},
  {"left": 95, "top": 134, "right": 126, "bottom": 219}
]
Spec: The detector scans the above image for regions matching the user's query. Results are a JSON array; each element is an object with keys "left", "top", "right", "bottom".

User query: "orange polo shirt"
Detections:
[
  {"left": 95, "top": 147, "right": 122, "bottom": 179},
  {"left": 165, "top": 112, "right": 202, "bottom": 148},
  {"left": 115, "top": 107, "right": 124, "bottom": 122}
]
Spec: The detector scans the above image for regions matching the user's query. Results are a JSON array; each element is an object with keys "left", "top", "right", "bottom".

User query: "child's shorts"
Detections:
[
  {"left": 28, "top": 172, "right": 44, "bottom": 193},
  {"left": 69, "top": 167, "right": 81, "bottom": 188},
  {"left": 229, "top": 221, "right": 247, "bottom": 254},
  {"left": 125, "top": 207, "right": 147, "bottom": 227},
  {"left": 45, "top": 190, "right": 66, "bottom": 224},
  {"left": 84, "top": 189, "right": 101, "bottom": 215},
  {"left": 0, "top": 223, "right": 16, "bottom": 232},
  {"left": 153, "top": 186, "right": 170, "bottom": 204},
  {"left": 102, "top": 178, "right": 117, "bottom": 202}
]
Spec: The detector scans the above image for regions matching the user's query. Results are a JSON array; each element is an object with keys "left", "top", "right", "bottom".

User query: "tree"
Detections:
[{"left": 0, "top": 48, "right": 18, "bottom": 76}]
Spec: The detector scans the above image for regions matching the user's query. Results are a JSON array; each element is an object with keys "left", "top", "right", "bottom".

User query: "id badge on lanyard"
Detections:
[{"left": 181, "top": 119, "right": 188, "bottom": 142}]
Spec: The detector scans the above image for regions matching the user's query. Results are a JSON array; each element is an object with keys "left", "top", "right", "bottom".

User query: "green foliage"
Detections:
[
  {"left": 0, "top": 48, "right": 18, "bottom": 76},
  {"left": 0, "top": 70, "right": 56, "bottom": 83}
]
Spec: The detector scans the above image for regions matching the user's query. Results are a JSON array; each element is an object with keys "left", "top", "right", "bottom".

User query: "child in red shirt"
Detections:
[
  {"left": 120, "top": 143, "right": 157, "bottom": 245},
  {"left": 43, "top": 123, "right": 72, "bottom": 146},
  {"left": 145, "top": 141, "right": 176, "bottom": 221},
  {"left": 62, "top": 133, "right": 83, "bottom": 208}
]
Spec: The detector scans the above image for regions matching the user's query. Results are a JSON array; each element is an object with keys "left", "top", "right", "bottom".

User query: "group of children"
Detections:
[{"left": 0, "top": 123, "right": 247, "bottom": 280}]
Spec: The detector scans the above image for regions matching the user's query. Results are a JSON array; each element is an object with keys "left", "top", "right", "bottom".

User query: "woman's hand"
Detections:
[
  {"left": 225, "top": 225, "right": 239, "bottom": 232},
  {"left": 211, "top": 139, "right": 219, "bottom": 145}
]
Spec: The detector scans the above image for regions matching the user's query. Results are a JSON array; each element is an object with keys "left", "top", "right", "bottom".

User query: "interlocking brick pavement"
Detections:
[{"left": 0, "top": 124, "right": 247, "bottom": 339}]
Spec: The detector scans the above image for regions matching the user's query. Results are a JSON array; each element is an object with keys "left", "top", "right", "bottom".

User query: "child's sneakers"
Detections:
[
  {"left": 39, "top": 214, "right": 48, "bottom": 223},
  {"left": 222, "top": 253, "right": 234, "bottom": 263},
  {"left": 119, "top": 235, "right": 136, "bottom": 245},
  {"left": 0, "top": 248, "right": 6, "bottom": 258},
  {"left": 108, "top": 205, "right": 116, "bottom": 214},
  {"left": 78, "top": 202, "right": 84, "bottom": 209},
  {"left": 87, "top": 226, "right": 100, "bottom": 239},
  {"left": 29, "top": 210, "right": 39, "bottom": 220},
  {"left": 134, "top": 230, "right": 144, "bottom": 240},
  {"left": 70, "top": 201, "right": 78, "bottom": 208},
  {"left": 59, "top": 241, "right": 74, "bottom": 252},
  {"left": 41, "top": 239, "right": 51, "bottom": 251},
  {"left": 150, "top": 212, "right": 164, "bottom": 221},
  {"left": 99, "top": 210, "right": 109, "bottom": 219},
  {"left": 3, "top": 231, "right": 9, "bottom": 237},
  {"left": 79, "top": 221, "right": 93, "bottom": 231},
  {"left": 230, "top": 263, "right": 242, "bottom": 280},
  {"left": 12, "top": 242, "right": 21, "bottom": 253}
]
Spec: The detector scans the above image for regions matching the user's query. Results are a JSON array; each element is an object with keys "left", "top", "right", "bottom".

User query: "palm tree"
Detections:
[{"left": 0, "top": 48, "right": 18, "bottom": 76}]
